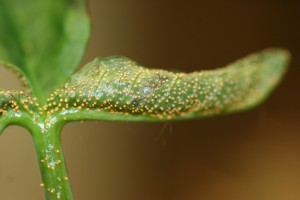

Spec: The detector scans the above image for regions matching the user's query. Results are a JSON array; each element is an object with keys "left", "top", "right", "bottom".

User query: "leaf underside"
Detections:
[
  {"left": 0, "top": 0, "right": 90, "bottom": 103},
  {"left": 51, "top": 48, "right": 290, "bottom": 122},
  {"left": 0, "top": 48, "right": 291, "bottom": 131}
]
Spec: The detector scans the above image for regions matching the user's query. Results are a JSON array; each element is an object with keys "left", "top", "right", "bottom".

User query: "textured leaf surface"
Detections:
[
  {"left": 0, "top": 48, "right": 290, "bottom": 134},
  {"left": 0, "top": 0, "right": 90, "bottom": 102},
  {"left": 43, "top": 48, "right": 290, "bottom": 122}
]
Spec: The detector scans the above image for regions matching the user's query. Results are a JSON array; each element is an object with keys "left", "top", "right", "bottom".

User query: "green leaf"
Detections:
[
  {"left": 44, "top": 48, "right": 289, "bottom": 122},
  {"left": 0, "top": 0, "right": 90, "bottom": 103}
]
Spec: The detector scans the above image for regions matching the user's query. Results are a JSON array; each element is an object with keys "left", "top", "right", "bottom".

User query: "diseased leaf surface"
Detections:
[
  {"left": 0, "top": 48, "right": 290, "bottom": 134},
  {"left": 44, "top": 48, "right": 290, "bottom": 122},
  {"left": 0, "top": 0, "right": 90, "bottom": 102}
]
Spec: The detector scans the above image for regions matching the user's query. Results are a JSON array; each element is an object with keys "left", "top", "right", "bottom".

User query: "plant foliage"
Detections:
[{"left": 0, "top": 0, "right": 290, "bottom": 200}]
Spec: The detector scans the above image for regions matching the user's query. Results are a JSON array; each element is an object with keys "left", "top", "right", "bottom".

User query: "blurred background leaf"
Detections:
[{"left": 0, "top": 0, "right": 90, "bottom": 102}]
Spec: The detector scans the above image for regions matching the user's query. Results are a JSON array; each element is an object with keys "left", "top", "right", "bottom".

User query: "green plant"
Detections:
[{"left": 0, "top": 0, "right": 290, "bottom": 199}]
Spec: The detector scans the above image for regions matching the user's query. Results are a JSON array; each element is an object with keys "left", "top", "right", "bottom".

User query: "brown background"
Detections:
[{"left": 0, "top": 0, "right": 300, "bottom": 199}]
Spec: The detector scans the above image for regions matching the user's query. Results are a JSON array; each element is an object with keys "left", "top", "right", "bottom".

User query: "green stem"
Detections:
[{"left": 31, "top": 123, "right": 73, "bottom": 200}]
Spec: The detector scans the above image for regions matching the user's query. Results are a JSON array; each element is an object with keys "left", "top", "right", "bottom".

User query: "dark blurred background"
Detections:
[{"left": 0, "top": 0, "right": 299, "bottom": 199}]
